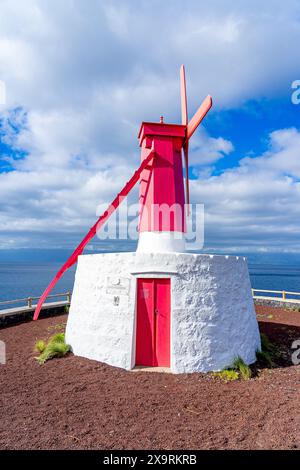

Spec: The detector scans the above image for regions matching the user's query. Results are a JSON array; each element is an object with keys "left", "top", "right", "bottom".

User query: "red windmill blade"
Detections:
[
  {"left": 180, "top": 64, "right": 188, "bottom": 126},
  {"left": 187, "top": 94, "right": 212, "bottom": 140},
  {"left": 180, "top": 65, "right": 190, "bottom": 215},
  {"left": 180, "top": 64, "right": 213, "bottom": 215}
]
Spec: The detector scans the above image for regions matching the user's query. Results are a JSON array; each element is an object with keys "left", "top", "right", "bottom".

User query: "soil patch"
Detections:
[{"left": 0, "top": 306, "right": 299, "bottom": 450}]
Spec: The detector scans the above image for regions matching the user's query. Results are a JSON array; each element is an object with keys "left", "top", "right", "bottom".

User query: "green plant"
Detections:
[
  {"left": 51, "top": 332, "right": 65, "bottom": 343},
  {"left": 260, "top": 332, "right": 272, "bottom": 351},
  {"left": 34, "top": 340, "right": 46, "bottom": 353},
  {"left": 260, "top": 332, "right": 280, "bottom": 358},
  {"left": 212, "top": 370, "right": 239, "bottom": 382},
  {"left": 232, "top": 356, "right": 252, "bottom": 380},
  {"left": 35, "top": 333, "right": 70, "bottom": 365},
  {"left": 256, "top": 348, "right": 273, "bottom": 367},
  {"left": 212, "top": 356, "right": 252, "bottom": 382}
]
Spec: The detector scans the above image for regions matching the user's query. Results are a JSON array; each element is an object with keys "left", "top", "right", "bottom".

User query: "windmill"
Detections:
[
  {"left": 34, "top": 65, "right": 259, "bottom": 374},
  {"left": 33, "top": 65, "right": 212, "bottom": 320}
]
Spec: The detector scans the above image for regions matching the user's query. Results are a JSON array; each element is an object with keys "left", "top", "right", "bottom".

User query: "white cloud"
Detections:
[
  {"left": 0, "top": 1, "right": 300, "bottom": 251},
  {"left": 190, "top": 127, "right": 234, "bottom": 166},
  {"left": 192, "top": 128, "right": 300, "bottom": 251},
  {"left": 1, "top": 0, "right": 300, "bottom": 112}
]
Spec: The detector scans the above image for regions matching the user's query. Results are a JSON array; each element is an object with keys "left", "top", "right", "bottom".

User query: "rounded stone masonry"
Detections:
[{"left": 65, "top": 252, "right": 261, "bottom": 373}]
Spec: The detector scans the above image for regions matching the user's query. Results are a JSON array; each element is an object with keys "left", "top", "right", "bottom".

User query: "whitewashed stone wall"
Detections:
[{"left": 66, "top": 252, "right": 260, "bottom": 373}]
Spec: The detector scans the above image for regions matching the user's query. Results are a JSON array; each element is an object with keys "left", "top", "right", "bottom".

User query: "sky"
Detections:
[{"left": 0, "top": 0, "right": 300, "bottom": 254}]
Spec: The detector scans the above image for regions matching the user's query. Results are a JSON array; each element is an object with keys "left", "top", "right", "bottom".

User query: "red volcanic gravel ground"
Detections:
[{"left": 0, "top": 306, "right": 299, "bottom": 450}]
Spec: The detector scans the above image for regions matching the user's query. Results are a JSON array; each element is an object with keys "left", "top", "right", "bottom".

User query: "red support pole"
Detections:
[{"left": 33, "top": 147, "right": 155, "bottom": 321}]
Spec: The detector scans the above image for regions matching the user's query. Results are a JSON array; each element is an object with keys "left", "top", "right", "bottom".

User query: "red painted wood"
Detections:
[
  {"left": 136, "top": 279, "right": 155, "bottom": 366},
  {"left": 186, "top": 94, "right": 212, "bottom": 140},
  {"left": 155, "top": 279, "right": 171, "bottom": 367},
  {"left": 138, "top": 127, "right": 186, "bottom": 234},
  {"left": 136, "top": 278, "right": 170, "bottom": 367},
  {"left": 137, "top": 68, "right": 213, "bottom": 235},
  {"left": 180, "top": 65, "right": 188, "bottom": 126}
]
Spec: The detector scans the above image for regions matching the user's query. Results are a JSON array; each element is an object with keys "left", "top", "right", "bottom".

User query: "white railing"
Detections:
[
  {"left": 0, "top": 291, "right": 72, "bottom": 311},
  {"left": 252, "top": 288, "right": 300, "bottom": 302},
  {"left": 1, "top": 288, "right": 300, "bottom": 313}
]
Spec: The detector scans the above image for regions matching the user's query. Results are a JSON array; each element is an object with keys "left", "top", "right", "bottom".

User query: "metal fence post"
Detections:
[
  {"left": 67, "top": 292, "right": 71, "bottom": 303},
  {"left": 282, "top": 291, "right": 286, "bottom": 300},
  {"left": 27, "top": 297, "right": 32, "bottom": 308}
]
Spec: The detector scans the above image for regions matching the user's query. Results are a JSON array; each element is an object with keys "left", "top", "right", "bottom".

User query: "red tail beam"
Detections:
[
  {"left": 186, "top": 95, "right": 212, "bottom": 140},
  {"left": 183, "top": 141, "right": 190, "bottom": 214},
  {"left": 33, "top": 147, "right": 155, "bottom": 321}
]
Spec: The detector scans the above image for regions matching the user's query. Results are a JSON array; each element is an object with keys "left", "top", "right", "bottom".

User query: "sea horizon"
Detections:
[{"left": 1, "top": 248, "right": 300, "bottom": 305}]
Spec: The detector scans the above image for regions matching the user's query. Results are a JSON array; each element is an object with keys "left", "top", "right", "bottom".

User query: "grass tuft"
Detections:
[
  {"left": 35, "top": 333, "right": 70, "bottom": 365},
  {"left": 212, "top": 370, "right": 239, "bottom": 382},
  {"left": 232, "top": 356, "right": 252, "bottom": 380},
  {"left": 34, "top": 340, "right": 46, "bottom": 354},
  {"left": 212, "top": 356, "right": 251, "bottom": 382},
  {"left": 260, "top": 332, "right": 272, "bottom": 352},
  {"left": 256, "top": 348, "right": 273, "bottom": 367},
  {"left": 51, "top": 332, "right": 65, "bottom": 343},
  {"left": 254, "top": 332, "right": 281, "bottom": 370}
]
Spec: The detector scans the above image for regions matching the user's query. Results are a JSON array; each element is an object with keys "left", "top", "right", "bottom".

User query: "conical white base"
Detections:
[{"left": 66, "top": 252, "right": 260, "bottom": 373}]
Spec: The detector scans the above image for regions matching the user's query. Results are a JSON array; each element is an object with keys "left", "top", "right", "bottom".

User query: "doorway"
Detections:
[{"left": 135, "top": 278, "right": 170, "bottom": 367}]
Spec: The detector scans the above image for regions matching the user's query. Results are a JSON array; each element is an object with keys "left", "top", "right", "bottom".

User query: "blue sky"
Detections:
[
  {"left": 207, "top": 97, "right": 300, "bottom": 174},
  {"left": 0, "top": 0, "right": 300, "bottom": 253}
]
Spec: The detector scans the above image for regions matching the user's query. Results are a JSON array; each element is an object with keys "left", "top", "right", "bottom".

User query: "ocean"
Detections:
[{"left": 0, "top": 250, "right": 300, "bottom": 307}]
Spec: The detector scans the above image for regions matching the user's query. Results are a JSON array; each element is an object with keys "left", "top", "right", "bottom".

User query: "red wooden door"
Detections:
[{"left": 136, "top": 278, "right": 170, "bottom": 367}]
